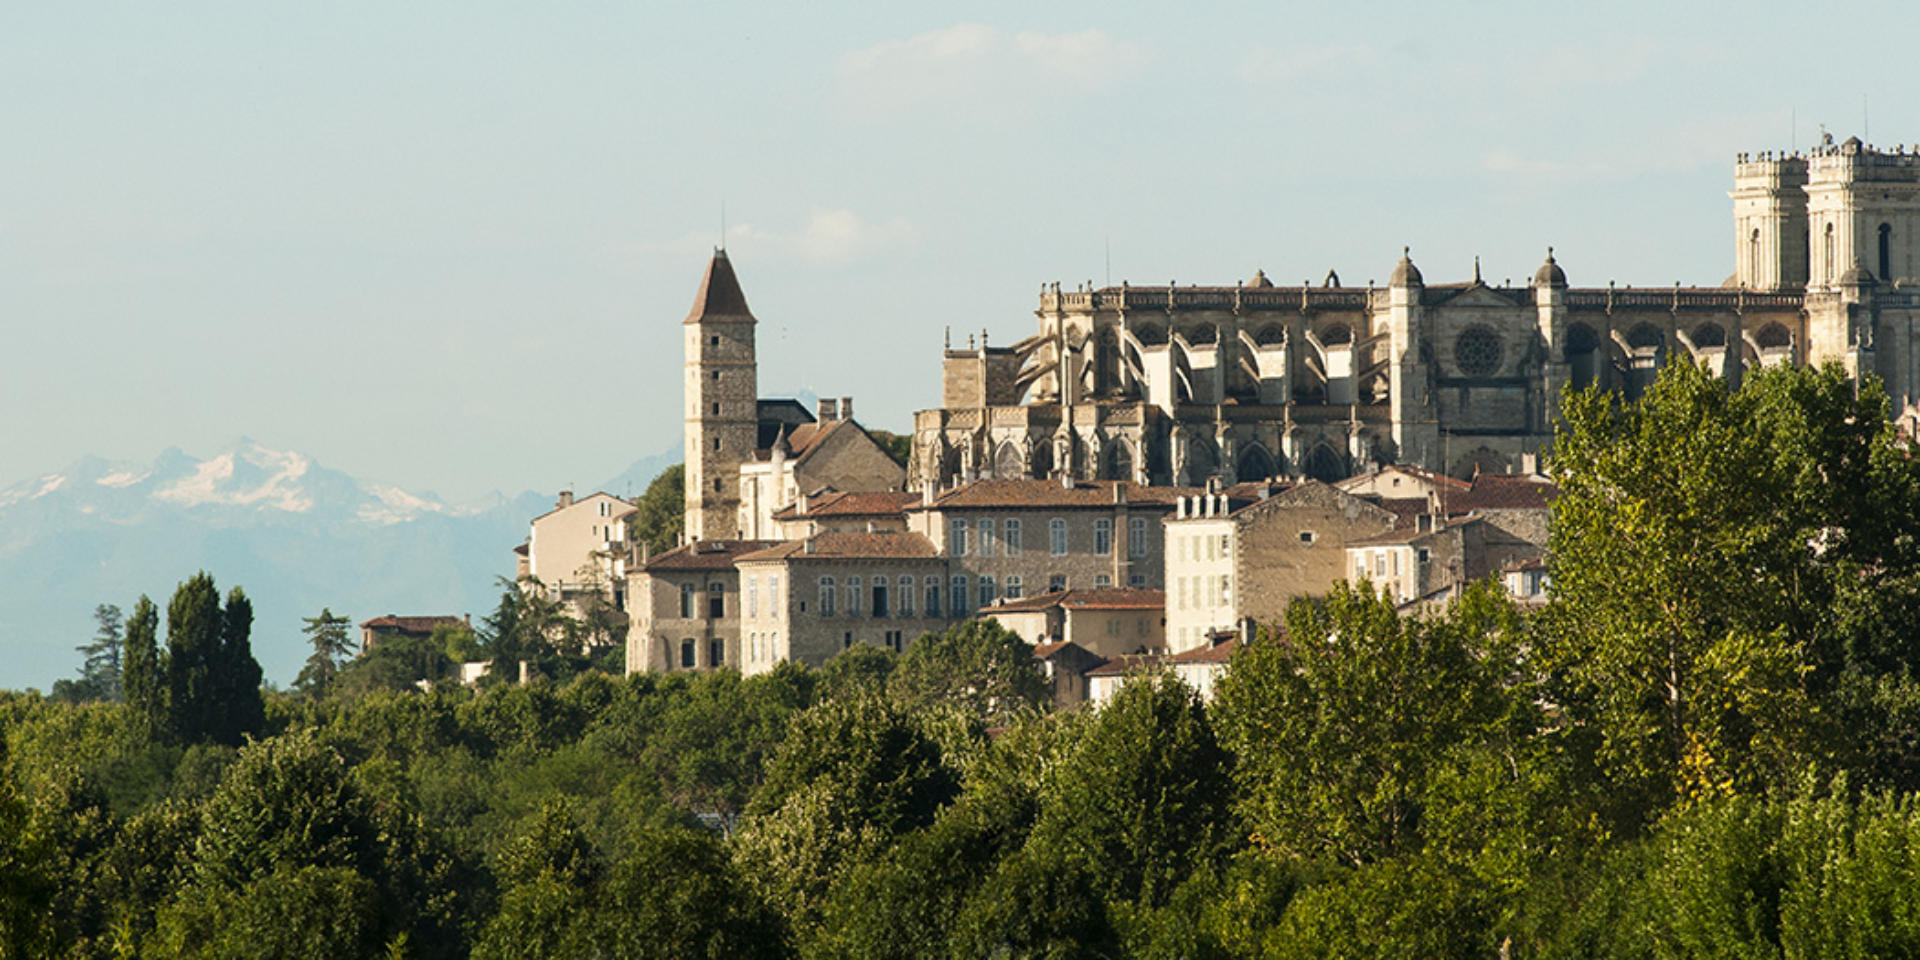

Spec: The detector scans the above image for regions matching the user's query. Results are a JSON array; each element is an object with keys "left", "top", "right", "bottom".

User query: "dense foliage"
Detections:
[{"left": 10, "top": 362, "right": 1920, "bottom": 958}]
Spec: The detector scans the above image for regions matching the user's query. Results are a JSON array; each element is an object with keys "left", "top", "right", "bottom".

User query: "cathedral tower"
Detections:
[
  {"left": 683, "top": 249, "right": 758, "bottom": 542},
  {"left": 1731, "top": 151, "right": 1809, "bottom": 291}
]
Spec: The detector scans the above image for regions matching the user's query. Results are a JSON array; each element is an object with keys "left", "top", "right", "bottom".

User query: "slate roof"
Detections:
[{"left": 735, "top": 531, "right": 939, "bottom": 562}]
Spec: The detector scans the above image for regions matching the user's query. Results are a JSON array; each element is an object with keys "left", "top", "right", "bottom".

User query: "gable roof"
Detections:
[
  {"left": 1167, "top": 640, "right": 1238, "bottom": 665},
  {"left": 361, "top": 615, "right": 465, "bottom": 634},
  {"left": 991, "top": 588, "right": 1166, "bottom": 614},
  {"left": 683, "top": 249, "right": 756, "bottom": 325},
  {"left": 1446, "top": 473, "right": 1557, "bottom": 512},
  {"left": 771, "top": 490, "right": 920, "bottom": 521},
  {"left": 528, "top": 491, "right": 635, "bottom": 524},
  {"left": 1085, "top": 653, "right": 1166, "bottom": 678},
  {"left": 917, "top": 479, "right": 1196, "bottom": 511},
  {"left": 643, "top": 539, "right": 784, "bottom": 572},
  {"left": 735, "top": 531, "right": 939, "bottom": 563}
]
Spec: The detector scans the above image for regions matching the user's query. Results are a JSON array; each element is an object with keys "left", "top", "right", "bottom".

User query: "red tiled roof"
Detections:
[
  {"left": 683, "top": 249, "right": 755, "bottom": 324},
  {"left": 918, "top": 479, "right": 1198, "bottom": 511},
  {"left": 771, "top": 490, "right": 919, "bottom": 521},
  {"left": 1086, "top": 653, "right": 1165, "bottom": 678},
  {"left": 361, "top": 615, "right": 465, "bottom": 633},
  {"left": 1167, "top": 640, "right": 1237, "bottom": 664},
  {"left": 735, "top": 531, "right": 939, "bottom": 562},
  {"left": 1375, "top": 497, "right": 1432, "bottom": 529},
  {"left": 991, "top": 588, "right": 1166, "bottom": 614},
  {"left": 644, "top": 540, "right": 784, "bottom": 572},
  {"left": 1446, "top": 473, "right": 1558, "bottom": 512}
]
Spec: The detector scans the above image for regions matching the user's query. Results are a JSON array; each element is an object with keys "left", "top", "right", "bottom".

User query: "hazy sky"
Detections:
[{"left": 6, "top": 2, "right": 1916, "bottom": 501}]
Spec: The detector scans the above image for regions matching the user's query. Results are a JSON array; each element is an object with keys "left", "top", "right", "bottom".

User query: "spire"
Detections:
[
  {"left": 683, "top": 248, "right": 756, "bottom": 325},
  {"left": 1472, "top": 255, "right": 1483, "bottom": 285}
]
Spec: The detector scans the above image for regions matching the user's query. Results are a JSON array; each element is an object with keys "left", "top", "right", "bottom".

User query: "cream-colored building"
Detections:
[
  {"left": 912, "top": 136, "right": 1920, "bottom": 492},
  {"left": 1344, "top": 516, "right": 1539, "bottom": 606},
  {"left": 733, "top": 531, "right": 947, "bottom": 674},
  {"left": 1163, "top": 481, "right": 1395, "bottom": 652},
  {"left": 522, "top": 490, "right": 637, "bottom": 611},
  {"left": 986, "top": 588, "right": 1165, "bottom": 659},
  {"left": 738, "top": 405, "right": 909, "bottom": 539},
  {"left": 768, "top": 490, "right": 919, "bottom": 539}
]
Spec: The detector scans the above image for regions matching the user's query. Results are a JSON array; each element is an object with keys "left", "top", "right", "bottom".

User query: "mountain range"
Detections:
[{"left": 0, "top": 439, "right": 679, "bottom": 691}]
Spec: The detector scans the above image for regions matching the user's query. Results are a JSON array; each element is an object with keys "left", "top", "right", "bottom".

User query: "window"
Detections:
[
  {"left": 770, "top": 575, "right": 780, "bottom": 611},
  {"left": 1050, "top": 518, "right": 1068, "bottom": 556},
  {"left": 1094, "top": 519, "right": 1112, "bottom": 556},
  {"left": 886, "top": 629, "right": 904, "bottom": 653},
  {"left": 1049, "top": 574, "right": 1067, "bottom": 592},
  {"left": 1373, "top": 552, "right": 1386, "bottom": 577},
  {"left": 1129, "top": 574, "right": 1146, "bottom": 588},
  {"left": 844, "top": 632, "right": 853, "bottom": 649},
  {"left": 1005, "top": 519, "right": 1023, "bottom": 556},
  {"left": 747, "top": 576, "right": 758, "bottom": 617},
  {"left": 708, "top": 583, "right": 724, "bottom": 619},
  {"left": 1177, "top": 577, "right": 1188, "bottom": 610},
  {"left": 1391, "top": 552, "right": 1401, "bottom": 576},
  {"left": 1220, "top": 535, "right": 1230, "bottom": 557},
  {"left": 709, "top": 335, "right": 720, "bottom": 346},
  {"left": 1094, "top": 574, "right": 1112, "bottom": 588},
  {"left": 897, "top": 575, "right": 914, "bottom": 617},
  {"left": 926, "top": 580, "right": 941, "bottom": 617},
  {"left": 1130, "top": 517, "right": 1148, "bottom": 557},
  {"left": 979, "top": 576, "right": 997, "bottom": 606},
  {"left": 1005, "top": 575, "right": 1024, "bottom": 600},
  {"left": 1299, "top": 530, "right": 1316, "bottom": 545},
  {"left": 1416, "top": 548, "right": 1431, "bottom": 564},
  {"left": 951, "top": 518, "right": 969, "bottom": 556},
  {"left": 819, "top": 576, "right": 837, "bottom": 616},
  {"left": 711, "top": 402, "right": 720, "bottom": 415},
  {"left": 872, "top": 576, "right": 889, "bottom": 618},
  {"left": 710, "top": 639, "right": 725, "bottom": 666},
  {"left": 846, "top": 576, "right": 863, "bottom": 616},
  {"left": 977, "top": 518, "right": 995, "bottom": 558},
  {"left": 1219, "top": 575, "right": 1231, "bottom": 604},
  {"left": 1454, "top": 325, "right": 1504, "bottom": 377},
  {"left": 680, "top": 639, "right": 696, "bottom": 668},
  {"left": 713, "top": 438, "right": 721, "bottom": 451},
  {"left": 680, "top": 583, "right": 695, "bottom": 619},
  {"left": 951, "top": 575, "right": 969, "bottom": 616},
  {"left": 1177, "top": 536, "right": 1186, "bottom": 562},
  {"left": 1107, "top": 618, "right": 1119, "bottom": 636}
]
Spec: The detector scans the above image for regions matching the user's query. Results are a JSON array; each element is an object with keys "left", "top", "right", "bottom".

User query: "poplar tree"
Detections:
[
  {"left": 219, "top": 586, "right": 264, "bottom": 744},
  {"left": 121, "top": 597, "right": 164, "bottom": 741}
]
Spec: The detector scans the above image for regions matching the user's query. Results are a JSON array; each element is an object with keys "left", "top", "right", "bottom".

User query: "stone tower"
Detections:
[
  {"left": 1804, "top": 136, "right": 1920, "bottom": 290},
  {"left": 683, "top": 249, "right": 758, "bottom": 542},
  {"left": 1731, "top": 151, "right": 1810, "bottom": 291}
]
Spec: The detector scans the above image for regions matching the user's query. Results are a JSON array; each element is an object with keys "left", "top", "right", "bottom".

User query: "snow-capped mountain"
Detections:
[{"left": 0, "top": 440, "right": 556, "bottom": 691}]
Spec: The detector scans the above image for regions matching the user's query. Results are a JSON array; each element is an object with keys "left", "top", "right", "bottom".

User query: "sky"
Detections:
[{"left": 5, "top": 1, "right": 1918, "bottom": 501}]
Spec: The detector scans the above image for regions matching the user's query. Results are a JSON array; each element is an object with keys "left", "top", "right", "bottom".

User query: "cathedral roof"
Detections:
[
  {"left": 1389, "top": 247, "right": 1423, "bottom": 287},
  {"left": 1534, "top": 248, "right": 1567, "bottom": 288},
  {"left": 684, "top": 249, "right": 756, "bottom": 324},
  {"left": 1839, "top": 261, "right": 1877, "bottom": 286}
]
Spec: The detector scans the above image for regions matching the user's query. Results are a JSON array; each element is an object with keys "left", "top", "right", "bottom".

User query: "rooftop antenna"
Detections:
[
  {"left": 1863, "top": 94, "right": 1870, "bottom": 143},
  {"left": 1791, "top": 106, "right": 1796, "bottom": 153},
  {"left": 1104, "top": 238, "right": 1111, "bottom": 287},
  {"left": 720, "top": 201, "right": 727, "bottom": 251}
]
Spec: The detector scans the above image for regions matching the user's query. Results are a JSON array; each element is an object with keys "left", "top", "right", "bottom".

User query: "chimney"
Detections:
[
  {"left": 839, "top": 397, "right": 853, "bottom": 422},
  {"left": 922, "top": 484, "right": 935, "bottom": 507},
  {"left": 1060, "top": 472, "right": 1073, "bottom": 490},
  {"left": 1113, "top": 483, "right": 1128, "bottom": 505},
  {"left": 557, "top": 490, "right": 574, "bottom": 508},
  {"left": 866, "top": 521, "right": 878, "bottom": 533},
  {"left": 1519, "top": 452, "right": 1539, "bottom": 475},
  {"left": 818, "top": 398, "right": 839, "bottom": 421},
  {"left": 798, "top": 491, "right": 810, "bottom": 515},
  {"left": 804, "top": 537, "right": 817, "bottom": 555}
]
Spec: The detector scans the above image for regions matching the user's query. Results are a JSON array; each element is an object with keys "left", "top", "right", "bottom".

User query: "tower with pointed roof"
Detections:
[{"left": 684, "top": 249, "right": 758, "bottom": 542}]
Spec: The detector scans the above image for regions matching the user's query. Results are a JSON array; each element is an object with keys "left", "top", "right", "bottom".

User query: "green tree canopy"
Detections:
[
  {"left": 293, "top": 608, "right": 355, "bottom": 700},
  {"left": 888, "top": 619, "right": 1049, "bottom": 725},
  {"left": 628, "top": 463, "right": 685, "bottom": 556}
]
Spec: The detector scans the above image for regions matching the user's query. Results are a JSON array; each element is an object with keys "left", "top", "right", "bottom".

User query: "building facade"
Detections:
[
  {"left": 733, "top": 532, "right": 948, "bottom": 674},
  {"left": 912, "top": 137, "right": 1920, "bottom": 491}
]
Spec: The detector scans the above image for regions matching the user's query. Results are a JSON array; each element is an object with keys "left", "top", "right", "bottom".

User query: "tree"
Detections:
[
  {"left": 628, "top": 464, "right": 685, "bottom": 556},
  {"left": 122, "top": 596, "right": 165, "bottom": 742},
  {"left": 218, "top": 586, "right": 265, "bottom": 743},
  {"left": 294, "top": 608, "right": 355, "bottom": 700},
  {"left": 58, "top": 604, "right": 125, "bottom": 703},
  {"left": 1540, "top": 361, "right": 1920, "bottom": 812},
  {"left": 888, "top": 619, "right": 1049, "bottom": 725}
]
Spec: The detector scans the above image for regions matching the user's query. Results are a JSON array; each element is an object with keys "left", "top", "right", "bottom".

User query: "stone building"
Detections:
[
  {"left": 903, "top": 478, "right": 1195, "bottom": 609},
  {"left": 682, "top": 249, "right": 906, "bottom": 542},
  {"left": 912, "top": 136, "right": 1920, "bottom": 490},
  {"left": 625, "top": 539, "right": 778, "bottom": 673},
  {"left": 1344, "top": 516, "right": 1540, "bottom": 606},
  {"left": 985, "top": 587, "right": 1166, "bottom": 658},
  {"left": 732, "top": 531, "right": 947, "bottom": 674}
]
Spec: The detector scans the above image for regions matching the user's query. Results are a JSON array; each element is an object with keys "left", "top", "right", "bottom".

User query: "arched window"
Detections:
[
  {"left": 1254, "top": 325, "right": 1285, "bottom": 346},
  {"left": 1104, "top": 441, "right": 1134, "bottom": 481},
  {"left": 896, "top": 576, "right": 914, "bottom": 617},
  {"left": 1305, "top": 445, "right": 1346, "bottom": 483},
  {"left": 1750, "top": 227, "right": 1761, "bottom": 285},
  {"left": 1690, "top": 323, "right": 1726, "bottom": 348},
  {"left": 1237, "top": 444, "right": 1277, "bottom": 482},
  {"left": 846, "top": 576, "right": 863, "bottom": 616},
  {"left": 819, "top": 576, "right": 836, "bottom": 616},
  {"left": 1565, "top": 323, "right": 1600, "bottom": 392},
  {"left": 1825, "top": 223, "right": 1836, "bottom": 282},
  {"left": 993, "top": 442, "right": 1024, "bottom": 479},
  {"left": 680, "top": 639, "right": 696, "bottom": 669},
  {"left": 1880, "top": 222, "right": 1893, "bottom": 283}
]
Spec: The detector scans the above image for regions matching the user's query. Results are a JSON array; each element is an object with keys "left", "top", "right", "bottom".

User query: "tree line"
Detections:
[{"left": 8, "top": 359, "right": 1920, "bottom": 958}]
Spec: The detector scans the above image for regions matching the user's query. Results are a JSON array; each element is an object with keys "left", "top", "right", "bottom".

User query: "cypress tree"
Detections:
[
  {"left": 121, "top": 596, "right": 164, "bottom": 741},
  {"left": 166, "top": 573, "right": 225, "bottom": 744},
  {"left": 220, "top": 586, "right": 265, "bottom": 744}
]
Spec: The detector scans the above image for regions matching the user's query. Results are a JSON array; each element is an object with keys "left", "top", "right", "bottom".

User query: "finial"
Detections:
[
  {"left": 1473, "top": 256, "right": 1482, "bottom": 284},
  {"left": 1546, "top": 245, "right": 1555, "bottom": 262},
  {"left": 1402, "top": 246, "right": 1410, "bottom": 258},
  {"left": 945, "top": 326, "right": 951, "bottom": 350}
]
